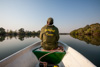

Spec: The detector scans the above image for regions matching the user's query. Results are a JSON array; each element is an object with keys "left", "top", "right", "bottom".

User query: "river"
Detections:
[{"left": 0, "top": 35, "right": 100, "bottom": 66}]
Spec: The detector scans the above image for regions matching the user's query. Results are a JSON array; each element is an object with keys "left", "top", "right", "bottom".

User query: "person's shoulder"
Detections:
[
  {"left": 41, "top": 25, "right": 47, "bottom": 29},
  {"left": 53, "top": 25, "right": 58, "bottom": 30}
]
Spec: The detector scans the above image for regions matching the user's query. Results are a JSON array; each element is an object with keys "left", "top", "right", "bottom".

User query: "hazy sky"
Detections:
[{"left": 0, "top": 0, "right": 100, "bottom": 33}]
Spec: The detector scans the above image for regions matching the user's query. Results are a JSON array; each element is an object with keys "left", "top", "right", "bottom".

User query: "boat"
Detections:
[{"left": 0, "top": 41, "right": 96, "bottom": 67}]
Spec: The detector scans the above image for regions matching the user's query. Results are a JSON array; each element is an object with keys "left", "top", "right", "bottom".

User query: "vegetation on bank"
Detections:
[
  {"left": 0, "top": 28, "right": 40, "bottom": 36},
  {"left": 70, "top": 23, "right": 100, "bottom": 36}
]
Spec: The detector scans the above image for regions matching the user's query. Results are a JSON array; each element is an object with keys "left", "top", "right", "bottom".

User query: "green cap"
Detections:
[{"left": 47, "top": 17, "right": 53, "bottom": 25}]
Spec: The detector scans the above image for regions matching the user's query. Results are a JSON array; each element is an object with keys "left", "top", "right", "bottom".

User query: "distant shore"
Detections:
[
  {"left": 70, "top": 23, "right": 100, "bottom": 36},
  {"left": 59, "top": 33, "right": 70, "bottom": 35}
]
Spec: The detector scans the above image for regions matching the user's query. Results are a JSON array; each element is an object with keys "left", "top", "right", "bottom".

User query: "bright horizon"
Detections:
[{"left": 0, "top": 0, "right": 100, "bottom": 33}]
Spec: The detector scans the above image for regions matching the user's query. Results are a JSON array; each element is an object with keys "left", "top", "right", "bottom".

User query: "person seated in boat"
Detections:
[{"left": 40, "top": 17, "right": 60, "bottom": 51}]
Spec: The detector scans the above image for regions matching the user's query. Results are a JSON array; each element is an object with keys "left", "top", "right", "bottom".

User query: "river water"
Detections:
[{"left": 0, "top": 35, "right": 100, "bottom": 66}]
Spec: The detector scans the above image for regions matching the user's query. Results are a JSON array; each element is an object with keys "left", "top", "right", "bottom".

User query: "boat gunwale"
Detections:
[{"left": 59, "top": 41, "right": 96, "bottom": 67}]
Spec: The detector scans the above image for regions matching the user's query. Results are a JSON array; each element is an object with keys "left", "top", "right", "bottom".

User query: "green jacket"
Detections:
[{"left": 40, "top": 25, "right": 59, "bottom": 50}]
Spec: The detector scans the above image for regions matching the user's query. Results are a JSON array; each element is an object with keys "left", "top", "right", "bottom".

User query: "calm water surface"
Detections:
[{"left": 0, "top": 35, "right": 100, "bottom": 66}]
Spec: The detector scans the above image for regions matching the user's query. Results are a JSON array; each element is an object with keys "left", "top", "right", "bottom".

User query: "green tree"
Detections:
[
  {"left": 13, "top": 30, "right": 18, "bottom": 36},
  {"left": 93, "top": 30, "right": 100, "bottom": 36},
  {"left": 70, "top": 30, "right": 78, "bottom": 35},
  {"left": 36, "top": 30, "right": 40, "bottom": 34},
  {"left": 84, "top": 28, "right": 91, "bottom": 35},
  {"left": 0, "top": 27, "right": 6, "bottom": 35},
  {"left": 25, "top": 31, "right": 32, "bottom": 35},
  {"left": 9, "top": 30, "right": 13, "bottom": 35},
  {"left": 18, "top": 28, "right": 25, "bottom": 35},
  {"left": 32, "top": 31, "right": 36, "bottom": 35},
  {"left": 83, "top": 25, "right": 90, "bottom": 31},
  {"left": 70, "top": 23, "right": 100, "bottom": 36},
  {"left": 77, "top": 28, "right": 84, "bottom": 35}
]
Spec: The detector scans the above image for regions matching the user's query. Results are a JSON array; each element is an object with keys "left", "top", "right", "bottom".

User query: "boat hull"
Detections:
[{"left": 0, "top": 41, "right": 96, "bottom": 67}]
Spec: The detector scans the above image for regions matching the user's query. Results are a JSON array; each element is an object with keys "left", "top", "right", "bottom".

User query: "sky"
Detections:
[{"left": 0, "top": 0, "right": 100, "bottom": 33}]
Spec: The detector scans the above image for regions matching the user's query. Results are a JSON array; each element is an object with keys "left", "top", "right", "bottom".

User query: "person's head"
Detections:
[{"left": 47, "top": 17, "right": 53, "bottom": 25}]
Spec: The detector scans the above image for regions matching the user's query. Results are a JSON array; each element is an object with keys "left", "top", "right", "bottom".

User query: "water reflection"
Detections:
[
  {"left": 0, "top": 35, "right": 39, "bottom": 42},
  {"left": 70, "top": 35, "right": 100, "bottom": 46},
  {"left": 0, "top": 36, "right": 6, "bottom": 42},
  {"left": 18, "top": 35, "right": 25, "bottom": 41}
]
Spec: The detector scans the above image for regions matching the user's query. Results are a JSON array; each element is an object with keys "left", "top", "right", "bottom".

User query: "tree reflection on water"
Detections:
[
  {"left": 70, "top": 35, "right": 100, "bottom": 46},
  {"left": 0, "top": 36, "right": 6, "bottom": 42},
  {"left": 0, "top": 35, "right": 39, "bottom": 42}
]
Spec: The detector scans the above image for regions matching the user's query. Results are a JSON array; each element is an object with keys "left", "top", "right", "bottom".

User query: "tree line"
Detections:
[
  {"left": 0, "top": 28, "right": 40, "bottom": 36},
  {"left": 70, "top": 23, "right": 100, "bottom": 36}
]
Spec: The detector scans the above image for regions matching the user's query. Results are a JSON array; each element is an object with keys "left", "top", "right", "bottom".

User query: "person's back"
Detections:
[{"left": 40, "top": 17, "right": 59, "bottom": 50}]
